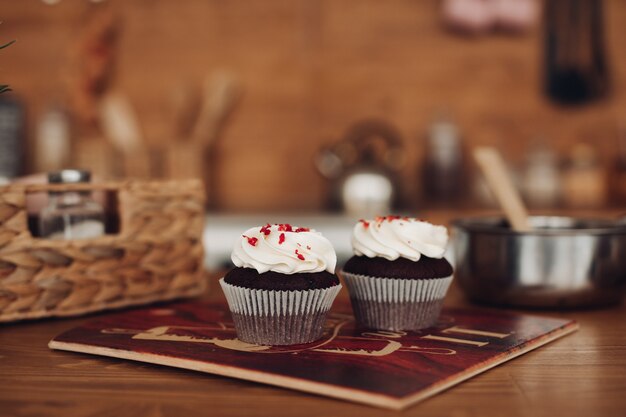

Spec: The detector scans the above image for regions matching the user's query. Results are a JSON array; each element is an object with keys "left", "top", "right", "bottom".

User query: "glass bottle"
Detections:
[
  {"left": 521, "top": 139, "right": 560, "bottom": 208},
  {"left": 0, "top": 95, "right": 25, "bottom": 184},
  {"left": 612, "top": 124, "right": 626, "bottom": 205},
  {"left": 421, "top": 112, "right": 464, "bottom": 205},
  {"left": 39, "top": 169, "right": 105, "bottom": 240},
  {"left": 561, "top": 143, "right": 606, "bottom": 208}
]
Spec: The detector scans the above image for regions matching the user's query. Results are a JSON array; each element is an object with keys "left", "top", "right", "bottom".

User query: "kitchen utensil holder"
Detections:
[{"left": 0, "top": 179, "right": 206, "bottom": 322}]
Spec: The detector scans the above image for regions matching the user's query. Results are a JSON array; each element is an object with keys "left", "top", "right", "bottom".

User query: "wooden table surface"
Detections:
[{"left": 1, "top": 275, "right": 625, "bottom": 417}]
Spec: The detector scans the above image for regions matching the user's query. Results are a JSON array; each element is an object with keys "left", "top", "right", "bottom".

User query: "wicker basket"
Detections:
[{"left": 0, "top": 179, "right": 206, "bottom": 322}]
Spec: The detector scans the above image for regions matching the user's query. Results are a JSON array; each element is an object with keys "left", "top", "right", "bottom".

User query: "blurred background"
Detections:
[{"left": 1, "top": 0, "right": 626, "bottom": 217}]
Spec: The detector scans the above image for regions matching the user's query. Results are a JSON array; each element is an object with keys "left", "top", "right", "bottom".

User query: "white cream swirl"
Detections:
[
  {"left": 232, "top": 224, "right": 337, "bottom": 274},
  {"left": 351, "top": 217, "right": 448, "bottom": 261}
]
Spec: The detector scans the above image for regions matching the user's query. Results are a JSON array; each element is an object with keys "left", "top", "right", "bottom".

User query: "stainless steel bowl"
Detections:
[{"left": 452, "top": 216, "right": 626, "bottom": 308}]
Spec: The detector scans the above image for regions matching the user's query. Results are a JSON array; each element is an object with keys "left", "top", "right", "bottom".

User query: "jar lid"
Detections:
[{"left": 48, "top": 169, "right": 91, "bottom": 184}]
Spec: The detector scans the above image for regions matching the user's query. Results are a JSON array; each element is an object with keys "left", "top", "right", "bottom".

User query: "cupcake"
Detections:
[
  {"left": 220, "top": 223, "right": 342, "bottom": 345},
  {"left": 342, "top": 216, "right": 453, "bottom": 331}
]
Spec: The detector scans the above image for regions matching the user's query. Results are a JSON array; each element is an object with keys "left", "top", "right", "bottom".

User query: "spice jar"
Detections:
[
  {"left": 561, "top": 143, "right": 607, "bottom": 208},
  {"left": 39, "top": 169, "right": 105, "bottom": 240}
]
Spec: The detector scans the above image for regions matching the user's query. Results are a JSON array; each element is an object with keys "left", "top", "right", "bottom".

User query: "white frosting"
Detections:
[
  {"left": 232, "top": 224, "right": 337, "bottom": 274},
  {"left": 351, "top": 217, "right": 448, "bottom": 261}
]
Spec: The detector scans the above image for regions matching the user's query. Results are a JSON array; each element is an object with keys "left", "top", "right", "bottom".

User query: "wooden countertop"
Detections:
[{"left": 1, "top": 275, "right": 625, "bottom": 417}]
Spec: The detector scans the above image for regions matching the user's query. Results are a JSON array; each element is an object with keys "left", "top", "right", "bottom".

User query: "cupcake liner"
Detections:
[
  {"left": 219, "top": 278, "right": 342, "bottom": 345},
  {"left": 341, "top": 271, "right": 453, "bottom": 331}
]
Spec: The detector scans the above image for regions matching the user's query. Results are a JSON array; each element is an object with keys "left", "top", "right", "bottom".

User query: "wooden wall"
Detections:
[{"left": 3, "top": 0, "right": 626, "bottom": 211}]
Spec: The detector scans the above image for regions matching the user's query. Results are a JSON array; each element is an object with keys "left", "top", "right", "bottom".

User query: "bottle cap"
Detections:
[{"left": 48, "top": 169, "right": 91, "bottom": 184}]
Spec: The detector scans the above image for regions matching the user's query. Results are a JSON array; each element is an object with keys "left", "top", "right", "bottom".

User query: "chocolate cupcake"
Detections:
[
  {"left": 342, "top": 216, "right": 453, "bottom": 331},
  {"left": 220, "top": 224, "right": 342, "bottom": 345}
]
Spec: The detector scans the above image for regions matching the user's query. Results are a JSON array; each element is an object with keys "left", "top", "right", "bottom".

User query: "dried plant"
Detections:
[{"left": 0, "top": 36, "right": 15, "bottom": 94}]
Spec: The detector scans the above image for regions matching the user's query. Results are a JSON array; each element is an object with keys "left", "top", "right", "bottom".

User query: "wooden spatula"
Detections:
[{"left": 473, "top": 147, "right": 531, "bottom": 232}]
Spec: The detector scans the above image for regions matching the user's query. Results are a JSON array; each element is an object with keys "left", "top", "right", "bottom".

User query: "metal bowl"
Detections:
[{"left": 451, "top": 216, "right": 626, "bottom": 308}]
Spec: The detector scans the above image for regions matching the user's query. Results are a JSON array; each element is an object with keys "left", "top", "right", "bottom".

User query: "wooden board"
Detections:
[{"left": 49, "top": 301, "right": 577, "bottom": 410}]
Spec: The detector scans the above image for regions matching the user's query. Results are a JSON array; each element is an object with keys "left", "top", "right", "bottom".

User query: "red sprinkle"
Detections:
[
  {"left": 295, "top": 227, "right": 310, "bottom": 233},
  {"left": 278, "top": 223, "right": 293, "bottom": 232},
  {"left": 260, "top": 224, "right": 272, "bottom": 236},
  {"left": 295, "top": 249, "right": 305, "bottom": 261},
  {"left": 243, "top": 235, "right": 258, "bottom": 246},
  {"left": 279, "top": 233, "right": 286, "bottom": 244},
  {"left": 306, "top": 245, "right": 311, "bottom": 250},
  {"left": 359, "top": 219, "right": 370, "bottom": 228},
  {"left": 372, "top": 215, "right": 412, "bottom": 224}
]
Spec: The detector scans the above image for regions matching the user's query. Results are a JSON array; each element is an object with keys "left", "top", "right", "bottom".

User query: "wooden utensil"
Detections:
[
  {"left": 190, "top": 71, "right": 240, "bottom": 147},
  {"left": 99, "top": 92, "right": 151, "bottom": 178},
  {"left": 166, "top": 71, "right": 240, "bottom": 190},
  {"left": 473, "top": 146, "right": 531, "bottom": 232},
  {"left": 99, "top": 92, "right": 143, "bottom": 155}
]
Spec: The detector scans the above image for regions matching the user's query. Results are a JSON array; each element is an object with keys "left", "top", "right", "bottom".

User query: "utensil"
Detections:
[
  {"left": 473, "top": 146, "right": 531, "bottom": 232},
  {"left": 190, "top": 71, "right": 240, "bottom": 147},
  {"left": 167, "top": 71, "right": 240, "bottom": 206},
  {"left": 452, "top": 216, "right": 626, "bottom": 308},
  {"left": 99, "top": 92, "right": 151, "bottom": 178},
  {"left": 544, "top": 0, "right": 609, "bottom": 105},
  {"left": 99, "top": 92, "right": 143, "bottom": 155}
]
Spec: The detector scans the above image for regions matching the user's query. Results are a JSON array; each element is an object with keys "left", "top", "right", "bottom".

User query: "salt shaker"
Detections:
[{"left": 39, "top": 169, "right": 105, "bottom": 240}]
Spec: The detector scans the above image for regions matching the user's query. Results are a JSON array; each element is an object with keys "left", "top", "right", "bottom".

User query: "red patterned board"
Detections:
[{"left": 49, "top": 301, "right": 577, "bottom": 410}]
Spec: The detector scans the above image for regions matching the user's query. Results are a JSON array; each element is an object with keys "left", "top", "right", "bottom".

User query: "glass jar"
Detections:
[{"left": 39, "top": 169, "right": 105, "bottom": 240}]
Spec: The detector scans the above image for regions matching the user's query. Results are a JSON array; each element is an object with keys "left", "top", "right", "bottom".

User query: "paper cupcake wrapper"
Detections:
[
  {"left": 341, "top": 272, "right": 453, "bottom": 303},
  {"left": 219, "top": 278, "right": 342, "bottom": 345},
  {"left": 341, "top": 272, "right": 453, "bottom": 331}
]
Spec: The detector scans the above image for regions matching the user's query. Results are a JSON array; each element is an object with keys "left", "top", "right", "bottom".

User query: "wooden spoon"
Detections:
[{"left": 473, "top": 147, "right": 531, "bottom": 232}]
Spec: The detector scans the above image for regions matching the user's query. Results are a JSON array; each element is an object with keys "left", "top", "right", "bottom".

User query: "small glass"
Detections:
[{"left": 39, "top": 169, "right": 105, "bottom": 240}]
